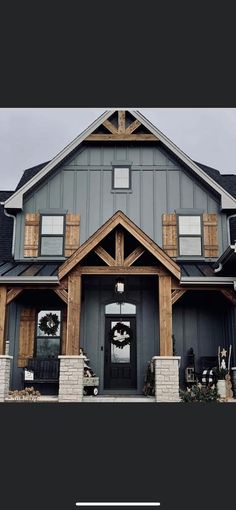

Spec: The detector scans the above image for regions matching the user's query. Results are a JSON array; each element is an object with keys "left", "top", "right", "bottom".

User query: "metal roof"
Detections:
[{"left": 0, "top": 260, "right": 60, "bottom": 278}]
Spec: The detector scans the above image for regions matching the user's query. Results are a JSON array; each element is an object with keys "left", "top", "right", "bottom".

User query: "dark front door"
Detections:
[{"left": 104, "top": 316, "right": 137, "bottom": 389}]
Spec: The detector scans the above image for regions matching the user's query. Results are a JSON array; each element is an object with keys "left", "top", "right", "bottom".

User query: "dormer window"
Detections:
[
  {"left": 40, "top": 215, "right": 65, "bottom": 256},
  {"left": 178, "top": 215, "right": 202, "bottom": 256},
  {"left": 113, "top": 166, "right": 131, "bottom": 190}
]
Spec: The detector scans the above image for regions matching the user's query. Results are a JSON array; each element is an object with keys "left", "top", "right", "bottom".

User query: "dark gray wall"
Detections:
[{"left": 14, "top": 143, "right": 228, "bottom": 260}]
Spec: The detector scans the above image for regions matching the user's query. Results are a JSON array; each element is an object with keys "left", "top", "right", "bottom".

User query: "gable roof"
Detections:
[
  {"left": 4, "top": 110, "right": 236, "bottom": 210},
  {"left": 58, "top": 210, "right": 181, "bottom": 280},
  {"left": 15, "top": 161, "right": 50, "bottom": 191},
  {"left": 0, "top": 191, "right": 14, "bottom": 260}
]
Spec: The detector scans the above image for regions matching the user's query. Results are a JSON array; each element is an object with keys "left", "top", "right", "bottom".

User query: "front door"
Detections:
[{"left": 104, "top": 316, "right": 137, "bottom": 389}]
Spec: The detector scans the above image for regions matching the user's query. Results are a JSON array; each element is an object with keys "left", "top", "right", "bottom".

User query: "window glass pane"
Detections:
[
  {"left": 41, "top": 236, "right": 63, "bottom": 255},
  {"left": 179, "top": 216, "right": 201, "bottom": 235},
  {"left": 111, "top": 321, "right": 131, "bottom": 363},
  {"left": 114, "top": 167, "right": 130, "bottom": 188},
  {"left": 111, "top": 344, "right": 130, "bottom": 363},
  {"left": 105, "top": 302, "right": 136, "bottom": 314},
  {"left": 37, "top": 310, "right": 61, "bottom": 337},
  {"left": 42, "top": 215, "right": 64, "bottom": 234},
  {"left": 179, "top": 237, "right": 202, "bottom": 255},
  {"left": 36, "top": 337, "right": 60, "bottom": 358}
]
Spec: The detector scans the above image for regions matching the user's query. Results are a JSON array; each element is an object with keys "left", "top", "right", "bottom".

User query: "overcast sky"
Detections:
[{"left": 0, "top": 108, "right": 236, "bottom": 191}]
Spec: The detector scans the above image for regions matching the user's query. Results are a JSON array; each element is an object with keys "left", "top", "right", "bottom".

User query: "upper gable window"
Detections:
[
  {"left": 178, "top": 215, "right": 202, "bottom": 256},
  {"left": 40, "top": 215, "right": 65, "bottom": 256},
  {"left": 113, "top": 166, "right": 131, "bottom": 190}
]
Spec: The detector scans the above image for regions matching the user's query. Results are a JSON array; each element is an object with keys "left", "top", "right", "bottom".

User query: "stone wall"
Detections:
[
  {"left": 153, "top": 356, "right": 181, "bottom": 402},
  {"left": 0, "top": 356, "right": 13, "bottom": 402},
  {"left": 58, "top": 355, "right": 84, "bottom": 402}
]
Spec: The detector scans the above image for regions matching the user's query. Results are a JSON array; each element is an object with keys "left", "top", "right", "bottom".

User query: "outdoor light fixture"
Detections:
[{"left": 115, "top": 278, "right": 125, "bottom": 294}]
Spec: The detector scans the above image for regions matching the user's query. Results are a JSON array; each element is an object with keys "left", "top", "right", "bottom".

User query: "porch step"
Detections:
[{"left": 83, "top": 395, "right": 155, "bottom": 403}]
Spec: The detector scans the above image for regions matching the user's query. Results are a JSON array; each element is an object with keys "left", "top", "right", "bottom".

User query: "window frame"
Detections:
[
  {"left": 177, "top": 213, "right": 203, "bottom": 256},
  {"left": 112, "top": 165, "right": 131, "bottom": 191},
  {"left": 39, "top": 213, "right": 65, "bottom": 257},
  {"left": 35, "top": 309, "right": 62, "bottom": 358}
]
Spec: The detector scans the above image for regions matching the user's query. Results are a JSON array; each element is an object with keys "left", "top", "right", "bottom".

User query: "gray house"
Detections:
[{"left": 1, "top": 109, "right": 236, "bottom": 401}]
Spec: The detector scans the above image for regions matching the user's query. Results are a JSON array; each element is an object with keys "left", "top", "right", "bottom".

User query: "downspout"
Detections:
[
  {"left": 0, "top": 203, "right": 16, "bottom": 258},
  {"left": 214, "top": 213, "right": 236, "bottom": 273}
]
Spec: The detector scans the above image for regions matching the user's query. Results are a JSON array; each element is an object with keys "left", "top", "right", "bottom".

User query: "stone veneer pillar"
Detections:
[
  {"left": 0, "top": 355, "right": 13, "bottom": 402},
  {"left": 58, "top": 355, "right": 85, "bottom": 403},
  {"left": 152, "top": 356, "right": 181, "bottom": 403}
]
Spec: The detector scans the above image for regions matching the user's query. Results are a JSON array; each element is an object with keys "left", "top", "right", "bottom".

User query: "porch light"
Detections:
[{"left": 115, "top": 278, "right": 125, "bottom": 294}]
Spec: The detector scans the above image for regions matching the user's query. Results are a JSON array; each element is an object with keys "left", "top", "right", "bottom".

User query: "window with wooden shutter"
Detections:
[
  {"left": 24, "top": 212, "right": 80, "bottom": 257},
  {"left": 65, "top": 214, "right": 80, "bottom": 257},
  {"left": 162, "top": 212, "right": 219, "bottom": 258},
  {"left": 203, "top": 213, "right": 218, "bottom": 257},
  {"left": 18, "top": 307, "right": 35, "bottom": 367},
  {"left": 24, "top": 213, "right": 40, "bottom": 257},
  {"left": 162, "top": 213, "right": 178, "bottom": 257}
]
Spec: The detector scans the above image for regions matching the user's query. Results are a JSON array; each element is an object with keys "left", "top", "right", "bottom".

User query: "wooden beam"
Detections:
[
  {"left": 118, "top": 111, "right": 126, "bottom": 133},
  {"left": 125, "top": 119, "right": 141, "bottom": 134},
  {"left": 124, "top": 246, "right": 145, "bottom": 266},
  {"left": 54, "top": 288, "right": 68, "bottom": 305},
  {"left": 115, "top": 230, "right": 124, "bottom": 266},
  {"left": 86, "top": 133, "right": 158, "bottom": 141},
  {"left": 94, "top": 245, "right": 116, "bottom": 266},
  {"left": 6, "top": 288, "right": 23, "bottom": 305},
  {"left": 66, "top": 274, "right": 81, "bottom": 355},
  {"left": 220, "top": 289, "right": 236, "bottom": 306},
  {"left": 77, "top": 266, "right": 162, "bottom": 275},
  {"left": 102, "top": 120, "right": 118, "bottom": 134},
  {"left": 171, "top": 289, "right": 187, "bottom": 305},
  {"left": 0, "top": 287, "right": 7, "bottom": 355},
  {"left": 159, "top": 276, "right": 172, "bottom": 356}
]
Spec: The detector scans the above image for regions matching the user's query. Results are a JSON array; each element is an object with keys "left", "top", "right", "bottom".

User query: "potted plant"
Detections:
[{"left": 215, "top": 345, "right": 232, "bottom": 399}]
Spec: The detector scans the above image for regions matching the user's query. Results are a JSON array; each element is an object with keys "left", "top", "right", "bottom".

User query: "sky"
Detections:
[{"left": 0, "top": 108, "right": 236, "bottom": 191}]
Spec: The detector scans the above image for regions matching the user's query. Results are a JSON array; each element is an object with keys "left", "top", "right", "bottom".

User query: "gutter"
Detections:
[
  {"left": 180, "top": 276, "right": 236, "bottom": 286},
  {"left": 0, "top": 276, "right": 59, "bottom": 284}
]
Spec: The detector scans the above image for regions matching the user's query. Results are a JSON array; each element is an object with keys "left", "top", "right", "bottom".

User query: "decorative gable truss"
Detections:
[{"left": 85, "top": 111, "right": 158, "bottom": 142}]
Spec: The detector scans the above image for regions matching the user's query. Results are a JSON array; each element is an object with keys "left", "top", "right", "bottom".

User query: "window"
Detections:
[
  {"left": 178, "top": 215, "right": 202, "bottom": 256},
  {"left": 40, "top": 215, "right": 64, "bottom": 256},
  {"left": 36, "top": 310, "right": 61, "bottom": 358},
  {"left": 113, "top": 166, "right": 131, "bottom": 189}
]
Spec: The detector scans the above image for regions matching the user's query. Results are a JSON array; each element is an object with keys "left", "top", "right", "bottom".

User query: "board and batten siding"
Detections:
[{"left": 14, "top": 143, "right": 228, "bottom": 259}]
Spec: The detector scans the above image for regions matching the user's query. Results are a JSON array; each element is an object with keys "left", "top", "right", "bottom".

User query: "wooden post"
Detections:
[
  {"left": 66, "top": 274, "right": 81, "bottom": 355},
  {"left": 0, "top": 287, "right": 7, "bottom": 355},
  {"left": 115, "top": 230, "right": 124, "bottom": 265},
  {"left": 159, "top": 276, "right": 173, "bottom": 356}
]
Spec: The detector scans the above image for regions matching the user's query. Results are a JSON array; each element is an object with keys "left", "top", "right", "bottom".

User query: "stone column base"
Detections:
[
  {"left": 152, "top": 356, "right": 181, "bottom": 403},
  {"left": 58, "top": 355, "right": 85, "bottom": 403},
  {"left": 0, "top": 356, "right": 13, "bottom": 402}
]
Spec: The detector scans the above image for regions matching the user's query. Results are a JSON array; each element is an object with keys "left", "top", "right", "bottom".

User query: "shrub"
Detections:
[{"left": 180, "top": 384, "right": 219, "bottom": 403}]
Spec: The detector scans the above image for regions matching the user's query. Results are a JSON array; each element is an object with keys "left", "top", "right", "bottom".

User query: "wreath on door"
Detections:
[
  {"left": 110, "top": 322, "right": 133, "bottom": 349},
  {"left": 38, "top": 313, "right": 60, "bottom": 336}
]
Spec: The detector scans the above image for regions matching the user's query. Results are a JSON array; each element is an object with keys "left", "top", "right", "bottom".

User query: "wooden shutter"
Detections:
[
  {"left": 18, "top": 307, "right": 35, "bottom": 367},
  {"left": 203, "top": 213, "right": 219, "bottom": 257},
  {"left": 61, "top": 308, "right": 67, "bottom": 355},
  {"left": 162, "top": 213, "right": 178, "bottom": 257},
  {"left": 65, "top": 214, "right": 80, "bottom": 257},
  {"left": 24, "top": 213, "right": 40, "bottom": 257}
]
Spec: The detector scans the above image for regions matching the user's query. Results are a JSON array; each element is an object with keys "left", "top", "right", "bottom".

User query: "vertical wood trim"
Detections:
[
  {"left": 65, "top": 214, "right": 80, "bottom": 257},
  {"left": 115, "top": 230, "right": 124, "bottom": 265},
  {"left": 118, "top": 111, "right": 126, "bottom": 133},
  {"left": 159, "top": 276, "right": 173, "bottom": 356},
  {"left": 203, "top": 213, "right": 218, "bottom": 257},
  {"left": 0, "top": 287, "right": 7, "bottom": 355},
  {"left": 18, "top": 307, "right": 35, "bottom": 367},
  {"left": 61, "top": 308, "right": 67, "bottom": 355},
  {"left": 24, "top": 213, "right": 40, "bottom": 257},
  {"left": 162, "top": 213, "right": 178, "bottom": 257},
  {"left": 66, "top": 274, "right": 81, "bottom": 355}
]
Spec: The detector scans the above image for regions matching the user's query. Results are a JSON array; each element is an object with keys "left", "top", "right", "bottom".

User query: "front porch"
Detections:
[{"left": 1, "top": 212, "right": 236, "bottom": 402}]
